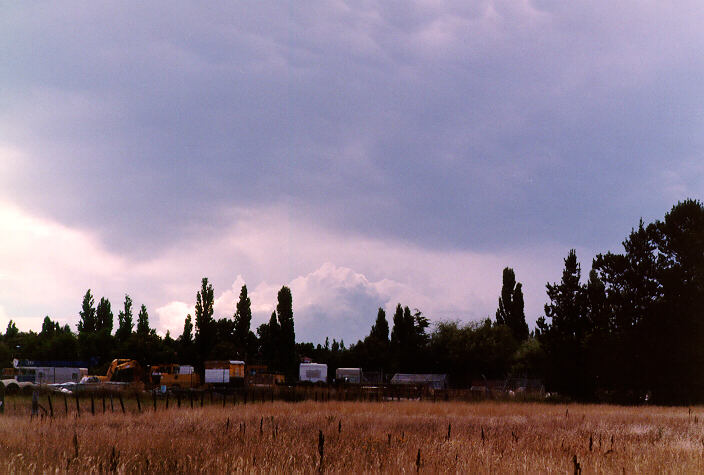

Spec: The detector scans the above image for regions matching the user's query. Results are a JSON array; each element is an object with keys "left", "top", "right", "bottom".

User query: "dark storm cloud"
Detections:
[{"left": 2, "top": 1, "right": 703, "bottom": 259}]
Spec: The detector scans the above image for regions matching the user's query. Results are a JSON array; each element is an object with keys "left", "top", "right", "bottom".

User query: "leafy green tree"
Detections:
[
  {"left": 5, "top": 320, "right": 18, "bottom": 339},
  {"left": 40, "top": 316, "right": 59, "bottom": 337},
  {"left": 116, "top": 295, "right": 134, "bottom": 342},
  {"left": 77, "top": 289, "right": 96, "bottom": 333},
  {"left": 495, "top": 267, "right": 529, "bottom": 341},
  {"left": 95, "top": 297, "right": 113, "bottom": 333}
]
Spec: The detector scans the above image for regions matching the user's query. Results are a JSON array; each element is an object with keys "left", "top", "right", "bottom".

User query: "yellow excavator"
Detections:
[{"left": 97, "top": 359, "right": 143, "bottom": 384}]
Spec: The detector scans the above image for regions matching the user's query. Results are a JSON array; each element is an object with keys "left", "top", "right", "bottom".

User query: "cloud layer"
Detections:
[{"left": 1, "top": 2, "right": 702, "bottom": 341}]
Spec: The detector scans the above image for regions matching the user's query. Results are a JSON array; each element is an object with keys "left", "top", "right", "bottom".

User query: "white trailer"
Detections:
[
  {"left": 299, "top": 363, "right": 327, "bottom": 383},
  {"left": 204, "top": 368, "right": 229, "bottom": 384},
  {"left": 335, "top": 368, "right": 362, "bottom": 384},
  {"left": 32, "top": 367, "right": 87, "bottom": 384}
]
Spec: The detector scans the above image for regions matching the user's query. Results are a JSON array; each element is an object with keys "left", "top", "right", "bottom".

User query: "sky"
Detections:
[{"left": 1, "top": 1, "right": 702, "bottom": 344}]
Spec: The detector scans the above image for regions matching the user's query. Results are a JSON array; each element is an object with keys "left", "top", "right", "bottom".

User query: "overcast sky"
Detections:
[{"left": 1, "top": 1, "right": 702, "bottom": 343}]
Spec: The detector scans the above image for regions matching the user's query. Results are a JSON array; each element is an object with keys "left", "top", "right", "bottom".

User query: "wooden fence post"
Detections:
[
  {"left": 118, "top": 393, "right": 125, "bottom": 413},
  {"left": 47, "top": 393, "right": 53, "bottom": 418},
  {"left": 64, "top": 394, "right": 68, "bottom": 415},
  {"left": 135, "top": 392, "right": 141, "bottom": 413}
]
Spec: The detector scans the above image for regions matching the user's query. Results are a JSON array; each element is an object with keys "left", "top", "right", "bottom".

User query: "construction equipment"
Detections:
[
  {"left": 97, "top": 359, "right": 143, "bottom": 384},
  {"left": 149, "top": 364, "right": 200, "bottom": 390}
]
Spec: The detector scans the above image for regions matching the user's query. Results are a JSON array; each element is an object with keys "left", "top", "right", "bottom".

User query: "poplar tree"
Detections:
[
  {"left": 77, "top": 289, "right": 96, "bottom": 333},
  {"left": 495, "top": 267, "right": 529, "bottom": 341},
  {"left": 116, "top": 295, "right": 133, "bottom": 342},
  {"left": 95, "top": 297, "right": 113, "bottom": 333},
  {"left": 194, "top": 277, "right": 215, "bottom": 360}
]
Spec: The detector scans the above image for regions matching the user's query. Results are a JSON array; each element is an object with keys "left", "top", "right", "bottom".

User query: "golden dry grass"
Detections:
[{"left": 0, "top": 399, "right": 702, "bottom": 473}]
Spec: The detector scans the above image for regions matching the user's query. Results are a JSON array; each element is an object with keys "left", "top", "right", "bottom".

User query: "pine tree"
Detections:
[
  {"left": 77, "top": 289, "right": 96, "bottom": 333},
  {"left": 136, "top": 304, "right": 150, "bottom": 336},
  {"left": 369, "top": 307, "right": 389, "bottom": 344},
  {"left": 537, "top": 250, "right": 589, "bottom": 399}
]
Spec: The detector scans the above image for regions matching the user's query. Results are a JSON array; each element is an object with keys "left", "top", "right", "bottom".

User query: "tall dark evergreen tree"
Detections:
[
  {"left": 257, "top": 311, "right": 280, "bottom": 369},
  {"left": 116, "top": 295, "right": 134, "bottom": 342},
  {"left": 95, "top": 297, "right": 113, "bottom": 333},
  {"left": 194, "top": 277, "right": 215, "bottom": 361},
  {"left": 370, "top": 307, "right": 389, "bottom": 344},
  {"left": 537, "top": 249, "right": 590, "bottom": 399},
  {"left": 276, "top": 286, "right": 297, "bottom": 377},
  {"left": 233, "top": 284, "right": 255, "bottom": 357},
  {"left": 136, "top": 304, "right": 150, "bottom": 336},
  {"left": 495, "top": 267, "right": 529, "bottom": 341},
  {"left": 77, "top": 289, "right": 96, "bottom": 333},
  {"left": 181, "top": 314, "right": 194, "bottom": 345}
]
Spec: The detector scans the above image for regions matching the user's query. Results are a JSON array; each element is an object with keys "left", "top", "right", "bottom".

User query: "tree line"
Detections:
[{"left": 1, "top": 200, "right": 702, "bottom": 404}]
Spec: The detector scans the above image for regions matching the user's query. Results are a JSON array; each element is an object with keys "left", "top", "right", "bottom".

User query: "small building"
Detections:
[
  {"left": 204, "top": 360, "right": 245, "bottom": 385},
  {"left": 299, "top": 363, "right": 327, "bottom": 383},
  {"left": 390, "top": 373, "right": 448, "bottom": 390},
  {"left": 335, "top": 368, "right": 362, "bottom": 384}
]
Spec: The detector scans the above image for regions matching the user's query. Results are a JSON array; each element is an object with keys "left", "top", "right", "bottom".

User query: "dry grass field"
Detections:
[{"left": 0, "top": 398, "right": 702, "bottom": 473}]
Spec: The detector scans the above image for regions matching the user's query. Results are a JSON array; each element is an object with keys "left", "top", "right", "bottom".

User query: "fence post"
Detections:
[
  {"left": 135, "top": 392, "right": 141, "bottom": 413},
  {"left": 102, "top": 393, "right": 106, "bottom": 413},
  {"left": 110, "top": 393, "right": 114, "bottom": 412},
  {"left": 64, "top": 394, "right": 68, "bottom": 415},
  {"left": 118, "top": 393, "right": 125, "bottom": 413},
  {"left": 47, "top": 393, "right": 53, "bottom": 418}
]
